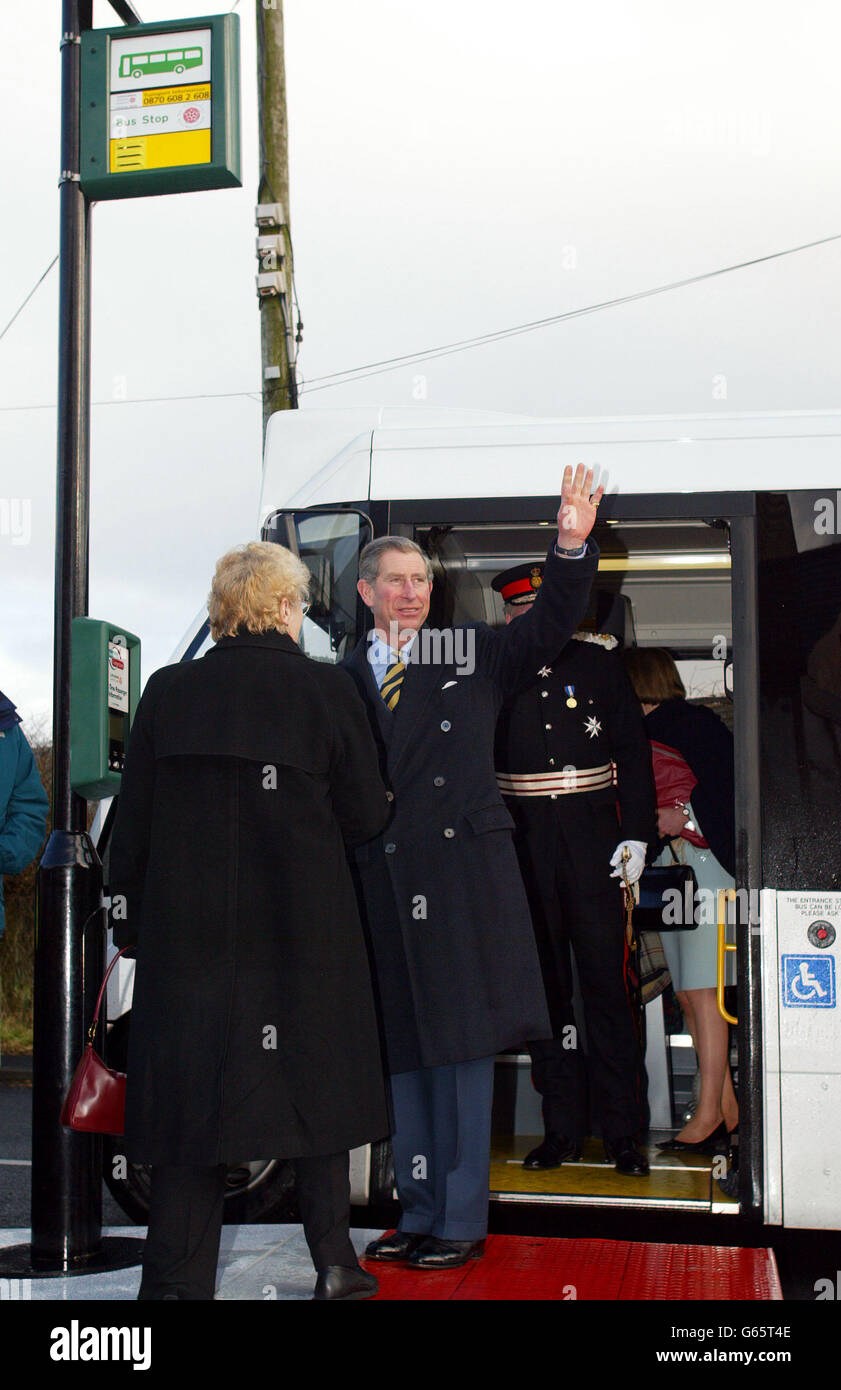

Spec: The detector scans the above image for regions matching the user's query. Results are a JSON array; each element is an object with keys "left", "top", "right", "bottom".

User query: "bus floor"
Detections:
[
  {"left": 488, "top": 1132, "right": 739, "bottom": 1213},
  {"left": 361, "top": 1133, "right": 771, "bottom": 1301}
]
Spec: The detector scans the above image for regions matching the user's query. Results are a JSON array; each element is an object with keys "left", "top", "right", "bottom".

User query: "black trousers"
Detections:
[
  {"left": 137, "top": 1153, "right": 358, "bottom": 1301},
  {"left": 512, "top": 800, "right": 645, "bottom": 1142}
]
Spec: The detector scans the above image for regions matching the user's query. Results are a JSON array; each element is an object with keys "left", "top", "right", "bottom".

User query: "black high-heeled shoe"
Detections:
[{"left": 656, "top": 1121, "right": 728, "bottom": 1155}]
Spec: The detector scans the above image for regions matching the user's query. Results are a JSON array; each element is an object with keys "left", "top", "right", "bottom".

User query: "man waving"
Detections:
[{"left": 344, "top": 465, "right": 602, "bottom": 1268}]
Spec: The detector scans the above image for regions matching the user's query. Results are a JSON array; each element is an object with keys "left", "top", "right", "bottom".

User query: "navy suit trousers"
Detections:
[{"left": 390, "top": 1056, "right": 495, "bottom": 1241}]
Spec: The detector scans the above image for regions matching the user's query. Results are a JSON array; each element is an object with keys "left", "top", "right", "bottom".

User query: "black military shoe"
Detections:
[
  {"left": 523, "top": 1134, "right": 582, "bottom": 1169},
  {"left": 604, "top": 1136, "right": 650, "bottom": 1175},
  {"left": 364, "top": 1231, "right": 427, "bottom": 1262},
  {"left": 312, "top": 1265, "right": 379, "bottom": 1300},
  {"left": 406, "top": 1237, "right": 486, "bottom": 1269}
]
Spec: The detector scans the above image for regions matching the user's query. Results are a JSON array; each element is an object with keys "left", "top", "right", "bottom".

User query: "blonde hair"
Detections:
[
  {"left": 622, "top": 647, "right": 686, "bottom": 704},
  {"left": 208, "top": 542, "right": 311, "bottom": 640}
]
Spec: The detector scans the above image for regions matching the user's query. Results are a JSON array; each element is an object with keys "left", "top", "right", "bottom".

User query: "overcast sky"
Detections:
[{"left": 2, "top": 0, "right": 840, "bottom": 731}]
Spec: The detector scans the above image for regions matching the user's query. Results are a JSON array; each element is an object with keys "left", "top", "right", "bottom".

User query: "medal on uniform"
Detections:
[{"left": 564, "top": 684, "right": 577, "bottom": 708}]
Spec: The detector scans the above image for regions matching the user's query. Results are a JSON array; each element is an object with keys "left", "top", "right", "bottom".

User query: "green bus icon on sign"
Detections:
[{"left": 119, "top": 47, "right": 203, "bottom": 80}]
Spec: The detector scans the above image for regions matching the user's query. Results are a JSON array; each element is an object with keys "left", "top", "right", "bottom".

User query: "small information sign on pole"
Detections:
[{"left": 80, "top": 12, "right": 240, "bottom": 199}]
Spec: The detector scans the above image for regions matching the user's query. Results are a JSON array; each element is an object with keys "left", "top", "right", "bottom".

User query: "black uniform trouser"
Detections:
[
  {"left": 137, "top": 1153, "right": 357, "bottom": 1300},
  {"left": 511, "top": 800, "right": 645, "bottom": 1143}
]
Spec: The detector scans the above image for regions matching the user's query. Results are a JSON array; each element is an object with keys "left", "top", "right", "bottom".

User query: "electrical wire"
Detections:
[
  {"left": 0, "top": 256, "right": 59, "bottom": 344},
  {"left": 2, "top": 230, "right": 838, "bottom": 412},
  {"left": 0, "top": 389, "right": 261, "bottom": 414},
  {"left": 297, "top": 231, "right": 841, "bottom": 394}
]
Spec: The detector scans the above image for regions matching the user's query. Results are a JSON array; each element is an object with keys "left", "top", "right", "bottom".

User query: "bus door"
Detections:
[{"left": 394, "top": 494, "right": 753, "bottom": 1224}]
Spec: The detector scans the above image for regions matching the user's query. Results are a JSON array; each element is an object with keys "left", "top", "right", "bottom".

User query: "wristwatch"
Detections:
[{"left": 554, "top": 540, "right": 588, "bottom": 558}]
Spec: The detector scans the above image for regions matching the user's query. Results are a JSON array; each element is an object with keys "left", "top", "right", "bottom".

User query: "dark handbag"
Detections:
[
  {"left": 60, "top": 946, "right": 132, "bottom": 1136},
  {"left": 634, "top": 844, "right": 699, "bottom": 932}
]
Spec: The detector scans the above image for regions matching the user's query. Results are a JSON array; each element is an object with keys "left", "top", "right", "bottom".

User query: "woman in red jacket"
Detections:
[{"left": 623, "top": 648, "right": 738, "bottom": 1154}]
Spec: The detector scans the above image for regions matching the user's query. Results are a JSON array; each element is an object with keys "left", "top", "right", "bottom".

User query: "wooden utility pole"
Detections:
[{"left": 255, "top": 0, "right": 299, "bottom": 437}]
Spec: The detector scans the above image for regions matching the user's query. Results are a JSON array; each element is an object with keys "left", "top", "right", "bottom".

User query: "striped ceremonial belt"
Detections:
[{"left": 496, "top": 762, "right": 616, "bottom": 797}]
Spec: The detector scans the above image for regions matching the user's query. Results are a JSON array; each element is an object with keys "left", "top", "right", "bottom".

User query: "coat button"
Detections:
[
  {"left": 385, "top": 791, "right": 394, "bottom": 802},
  {"left": 385, "top": 842, "right": 397, "bottom": 854},
  {"left": 549, "top": 758, "right": 555, "bottom": 766},
  {"left": 541, "top": 690, "right": 549, "bottom": 698},
  {"left": 545, "top": 723, "right": 552, "bottom": 730},
  {"left": 440, "top": 720, "right": 452, "bottom": 731},
  {"left": 550, "top": 793, "right": 558, "bottom": 800},
  {"left": 433, "top": 776, "right": 445, "bottom": 787},
  {"left": 443, "top": 828, "right": 455, "bottom": 838}
]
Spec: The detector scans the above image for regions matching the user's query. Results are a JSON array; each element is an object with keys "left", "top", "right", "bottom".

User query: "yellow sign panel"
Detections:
[
  {"left": 142, "top": 83, "right": 210, "bottom": 106},
  {"left": 110, "top": 128, "right": 211, "bottom": 172}
]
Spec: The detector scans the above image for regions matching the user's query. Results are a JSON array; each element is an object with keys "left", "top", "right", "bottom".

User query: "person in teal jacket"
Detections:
[{"left": 0, "top": 690, "right": 48, "bottom": 936}]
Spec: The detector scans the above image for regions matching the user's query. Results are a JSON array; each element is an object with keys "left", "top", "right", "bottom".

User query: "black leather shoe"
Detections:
[
  {"left": 605, "top": 1136, "right": 650, "bottom": 1175},
  {"left": 522, "top": 1135, "right": 582, "bottom": 1169},
  {"left": 312, "top": 1265, "right": 379, "bottom": 1300},
  {"left": 406, "top": 1237, "right": 486, "bottom": 1269},
  {"left": 656, "top": 1121, "right": 728, "bottom": 1155},
  {"left": 364, "top": 1231, "right": 427, "bottom": 1262}
]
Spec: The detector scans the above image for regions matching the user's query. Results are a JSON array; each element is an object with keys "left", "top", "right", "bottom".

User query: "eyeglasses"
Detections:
[{"left": 300, "top": 601, "right": 310, "bottom": 616}]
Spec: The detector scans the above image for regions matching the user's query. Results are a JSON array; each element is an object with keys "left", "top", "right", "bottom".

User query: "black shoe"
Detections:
[
  {"left": 605, "top": 1136, "right": 650, "bottom": 1175},
  {"left": 312, "top": 1265, "right": 379, "bottom": 1300},
  {"left": 522, "top": 1135, "right": 582, "bottom": 1169},
  {"left": 364, "top": 1231, "right": 427, "bottom": 1262},
  {"left": 656, "top": 1121, "right": 728, "bottom": 1155},
  {"left": 406, "top": 1237, "right": 486, "bottom": 1269}
]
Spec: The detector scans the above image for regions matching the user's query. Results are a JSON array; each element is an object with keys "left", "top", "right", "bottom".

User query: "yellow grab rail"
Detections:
[{"left": 717, "top": 888, "right": 738, "bottom": 1025}]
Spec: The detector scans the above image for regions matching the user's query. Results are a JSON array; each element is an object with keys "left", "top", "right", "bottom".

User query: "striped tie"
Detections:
[{"left": 381, "top": 657, "right": 405, "bottom": 710}]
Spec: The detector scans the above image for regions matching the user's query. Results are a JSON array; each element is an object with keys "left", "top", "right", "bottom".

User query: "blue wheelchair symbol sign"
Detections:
[{"left": 782, "top": 955, "right": 836, "bottom": 1008}]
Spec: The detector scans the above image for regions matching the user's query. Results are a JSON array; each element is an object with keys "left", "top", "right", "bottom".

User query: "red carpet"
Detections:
[{"left": 362, "top": 1234, "right": 783, "bottom": 1300}]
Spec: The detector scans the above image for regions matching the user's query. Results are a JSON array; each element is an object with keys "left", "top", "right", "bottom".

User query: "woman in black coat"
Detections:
[
  {"left": 108, "top": 541, "right": 391, "bottom": 1300},
  {"left": 623, "top": 648, "right": 738, "bottom": 1155}
]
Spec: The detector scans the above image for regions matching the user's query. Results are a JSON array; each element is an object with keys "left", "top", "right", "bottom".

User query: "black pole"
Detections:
[
  {"left": 0, "top": 0, "right": 145, "bottom": 1283},
  {"left": 26, "top": 0, "right": 106, "bottom": 1274}
]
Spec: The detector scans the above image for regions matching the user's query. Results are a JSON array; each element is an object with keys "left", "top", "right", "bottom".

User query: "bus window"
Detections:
[
  {"left": 262, "top": 508, "right": 373, "bottom": 664},
  {"left": 758, "top": 491, "right": 841, "bottom": 890}
]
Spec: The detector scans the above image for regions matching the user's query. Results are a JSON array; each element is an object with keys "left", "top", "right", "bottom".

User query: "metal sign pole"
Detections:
[{"left": 0, "top": 0, "right": 143, "bottom": 1280}]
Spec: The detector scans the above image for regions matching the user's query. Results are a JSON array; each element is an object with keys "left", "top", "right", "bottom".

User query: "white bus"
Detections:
[{"left": 99, "top": 405, "right": 841, "bottom": 1240}]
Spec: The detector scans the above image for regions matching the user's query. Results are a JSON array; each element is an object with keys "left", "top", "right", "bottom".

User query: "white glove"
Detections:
[{"left": 610, "top": 840, "right": 647, "bottom": 885}]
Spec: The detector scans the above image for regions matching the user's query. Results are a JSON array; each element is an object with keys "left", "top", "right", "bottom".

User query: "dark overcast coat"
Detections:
[
  {"left": 108, "top": 631, "right": 391, "bottom": 1167},
  {"left": 343, "top": 543, "right": 599, "bottom": 1074},
  {"left": 643, "top": 697, "right": 736, "bottom": 877}
]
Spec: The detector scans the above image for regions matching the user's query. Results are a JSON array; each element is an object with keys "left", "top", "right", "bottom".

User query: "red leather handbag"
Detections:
[
  {"left": 60, "top": 946, "right": 132, "bottom": 1136},
  {"left": 650, "top": 739, "right": 708, "bottom": 849}
]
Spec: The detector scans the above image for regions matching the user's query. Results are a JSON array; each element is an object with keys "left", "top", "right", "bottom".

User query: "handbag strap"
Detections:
[{"left": 89, "top": 945, "right": 133, "bottom": 1042}]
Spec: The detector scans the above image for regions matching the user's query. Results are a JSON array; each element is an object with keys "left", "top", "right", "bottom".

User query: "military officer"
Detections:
[
  {"left": 344, "top": 465, "right": 602, "bottom": 1269},
  {"left": 493, "top": 565, "right": 656, "bottom": 1176}
]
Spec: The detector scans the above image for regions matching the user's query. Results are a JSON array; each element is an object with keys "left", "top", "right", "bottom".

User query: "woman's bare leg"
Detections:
[
  {"left": 671, "top": 988, "right": 736, "bottom": 1142},
  {"left": 720, "top": 1052, "right": 739, "bottom": 1132}
]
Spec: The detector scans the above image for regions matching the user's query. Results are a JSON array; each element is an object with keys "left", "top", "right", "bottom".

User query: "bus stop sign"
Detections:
[{"left": 80, "top": 13, "right": 240, "bottom": 199}]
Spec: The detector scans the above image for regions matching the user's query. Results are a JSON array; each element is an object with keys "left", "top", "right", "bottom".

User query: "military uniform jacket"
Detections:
[
  {"left": 343, "top": 543, "right": 599, "bottom": 1074},
  {"left": 495, "top": 635, "right": 656, "bottom": 887},
  {"left": 108, "top": 631, "right": 391, "bottom": 1167}
]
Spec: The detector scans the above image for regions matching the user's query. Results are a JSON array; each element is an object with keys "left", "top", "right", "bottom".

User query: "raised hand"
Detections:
[{"left": 556, "top": 464, "right": 604, "bottom": 549}]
